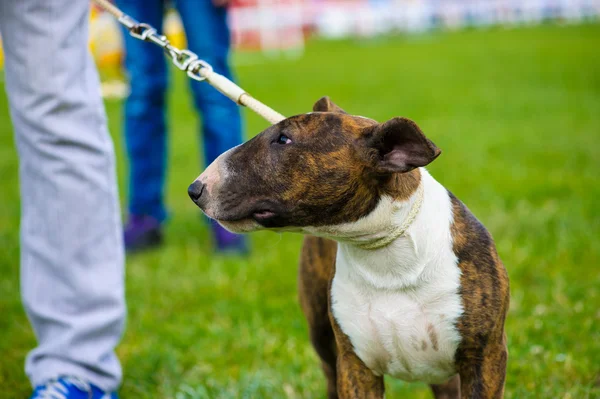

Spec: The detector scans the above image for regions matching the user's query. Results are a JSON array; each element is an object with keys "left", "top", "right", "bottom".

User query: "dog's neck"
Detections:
[
  {"left": 352, "top": 183, "right": 425, "bottom": 250},
  {"left": 306, "top": 168, "right": 425, "bottom": 248},
  {"left": 307, "top": 169, "right": 454, "bottom": 290}
]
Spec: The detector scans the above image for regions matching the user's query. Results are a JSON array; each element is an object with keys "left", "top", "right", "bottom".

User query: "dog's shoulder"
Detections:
[
  {"left": 447, "top": 190, "right": 508, "bottom": 293},
  {"left": 448, "top": 191, "right": 509, "bottom": 357},
  {"left": 448, "top": 191, "right": 497, "bottom": 270}
]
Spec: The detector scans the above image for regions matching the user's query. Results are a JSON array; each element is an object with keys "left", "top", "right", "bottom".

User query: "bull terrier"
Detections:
[{"left": 188, "top": 97, "right": 510, "bottom": 399}]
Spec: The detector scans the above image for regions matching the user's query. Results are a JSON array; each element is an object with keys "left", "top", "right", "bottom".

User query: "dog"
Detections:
[{"left": 188, "top": 97, "right": 510, "bottom": 399}]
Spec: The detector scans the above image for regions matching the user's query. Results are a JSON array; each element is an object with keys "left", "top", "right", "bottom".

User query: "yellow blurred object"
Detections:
[
  {"left": 164, "top": 9, "right": 187, "bottom": 50},
  {"left": 89, "top": 6, "right": 123, "bottom": 69},
  {"left": 87, "top": 6, "right": 187, "bottom": 99},
  {"left": 0, "top": 36, "right": 4, "bottom": 69}
]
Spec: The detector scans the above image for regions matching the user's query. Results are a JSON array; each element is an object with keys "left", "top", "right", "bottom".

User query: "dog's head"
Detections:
[{"left": 188, "top": 97, "right": 440, "bottom": 234}]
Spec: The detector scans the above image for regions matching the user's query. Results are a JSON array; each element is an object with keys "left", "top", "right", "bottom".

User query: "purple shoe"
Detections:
[
  {"left": 211, "top": 220, "right": 248, "bottom": 254},
  {"left": 124, "top": 215, "right": 163, "bottom": 252}
]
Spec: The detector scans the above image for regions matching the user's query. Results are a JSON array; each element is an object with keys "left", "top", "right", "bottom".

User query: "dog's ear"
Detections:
[
  {"left": 313, "top": 96, "right": 348, "bottom": 114},
  {"left": 364, "top": 117, "right": 441, "bottom": 174}
]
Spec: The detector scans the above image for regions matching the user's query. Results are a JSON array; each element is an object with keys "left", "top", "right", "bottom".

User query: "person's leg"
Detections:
[
  {"left": 0, "top": 0, "right": 124, "bottom": 392},
  {"left": 117, "top": 0, "right": 169, "bottom": 250},
  {"left": 175, "top": 0, "right": 247, "bottom": 252}
]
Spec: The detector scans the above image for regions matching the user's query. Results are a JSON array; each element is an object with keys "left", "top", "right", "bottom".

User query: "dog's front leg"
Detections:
[
  {"left": 431, "top": 374, "right": 461, "bottom": 399},
  {"left": 336, "top": 349, "right": 384, "bottom": 399},
  {"left": 457, "top": 333, "right": 508, "bottom": 398},
  {"left": 329, "top": 287, "right": 384, "bottom": 398}
]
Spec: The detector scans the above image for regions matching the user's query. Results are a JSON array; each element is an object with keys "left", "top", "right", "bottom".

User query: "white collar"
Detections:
[{"left": 352, "top": 183, "right": 424, "bottom": 251}]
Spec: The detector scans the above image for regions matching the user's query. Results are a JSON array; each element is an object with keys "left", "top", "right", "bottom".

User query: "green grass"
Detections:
[{"left": 1, "top": 23, "right": 599, "bottom": 398}]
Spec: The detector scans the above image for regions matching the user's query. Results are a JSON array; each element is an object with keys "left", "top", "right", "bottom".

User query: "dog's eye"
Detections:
[{"left": 275, "top": 134, "right": 292, "bottom": 145}]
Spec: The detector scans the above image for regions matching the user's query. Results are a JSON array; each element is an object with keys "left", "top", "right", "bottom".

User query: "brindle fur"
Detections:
[
  {"left": 298, "top": 235, "right": 338, "bottom": 398},
  {"left": 450, "top": 193, "right": 510, "bottom": 398},
  {"left": 297, "top": 99, "right": 509, "bottom": 399}
]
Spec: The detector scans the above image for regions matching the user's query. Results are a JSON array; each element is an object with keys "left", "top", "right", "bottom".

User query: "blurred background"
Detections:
[{"left": 1, "top": 0, "right": 599, "bottom": 398}]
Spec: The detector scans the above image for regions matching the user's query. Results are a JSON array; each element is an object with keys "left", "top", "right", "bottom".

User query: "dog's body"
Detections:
[
  {"left": 299, "top": 170, "right": 509, "bottom": 399},
  {"left": 189, "top": 98, "right": 509, "bottom": 398}
]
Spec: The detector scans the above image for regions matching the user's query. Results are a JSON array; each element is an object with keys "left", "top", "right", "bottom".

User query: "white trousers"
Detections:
[{"left": 0, "top": 0, "right": 125, "bottom": 391}]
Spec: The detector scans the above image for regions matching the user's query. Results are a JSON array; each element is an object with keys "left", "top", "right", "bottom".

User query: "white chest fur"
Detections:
[{"left": 330, "top": 170, "right": 463, "bottom": 384}]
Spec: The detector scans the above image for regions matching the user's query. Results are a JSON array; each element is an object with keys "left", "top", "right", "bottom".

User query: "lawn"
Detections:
[{"left": 1, "top": 23, "right": 599, "bottom": 398}]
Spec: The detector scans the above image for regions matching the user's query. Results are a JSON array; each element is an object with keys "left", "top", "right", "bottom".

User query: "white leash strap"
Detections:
[
  {"left": 199, "top": 69, "right": 285, "bottom": 125},
  {"left": 91, "top": 0, "right": 285, "bottom": 125}
]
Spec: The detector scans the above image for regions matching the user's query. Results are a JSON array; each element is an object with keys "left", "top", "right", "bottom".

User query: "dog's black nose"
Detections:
[{"left": 188, "top": 180, "right": 205, "bottom": 203}]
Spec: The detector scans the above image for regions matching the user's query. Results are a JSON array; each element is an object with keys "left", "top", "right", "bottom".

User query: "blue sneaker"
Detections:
[{"left": 30, "top": 376, "right": 118, "bottom": 399}]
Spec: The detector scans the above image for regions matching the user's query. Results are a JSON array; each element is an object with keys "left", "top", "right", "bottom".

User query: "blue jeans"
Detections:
[{"left": 117, "top": 0, "right": 243, "bottom": 223}]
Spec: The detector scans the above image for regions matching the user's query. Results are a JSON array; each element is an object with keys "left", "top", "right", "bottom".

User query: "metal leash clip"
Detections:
[
  {"left": 187, "top": 59, "right": 213, "bottom": 82},
  {"left": 122, "top": 19, "right": 205, "bottom": 80},
  {"left": 171, "top": 49, "right": 198, "bottom": 72},
  {"left": 128, "top": 23, "right": 157, "bottom": 41}
]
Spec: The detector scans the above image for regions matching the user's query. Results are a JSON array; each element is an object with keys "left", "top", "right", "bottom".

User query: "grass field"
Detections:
[{"left": 1, "top": 23, "right": 599, "bottom": 398}]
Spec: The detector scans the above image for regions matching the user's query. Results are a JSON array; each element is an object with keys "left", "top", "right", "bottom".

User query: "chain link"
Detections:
[{"left": 118, "top": 17, "right": 211, "bottom": 82}]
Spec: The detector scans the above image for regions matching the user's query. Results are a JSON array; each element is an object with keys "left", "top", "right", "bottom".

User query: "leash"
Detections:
[{"left": 91, "top": 0, "right": 286, "bottom": 125}]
